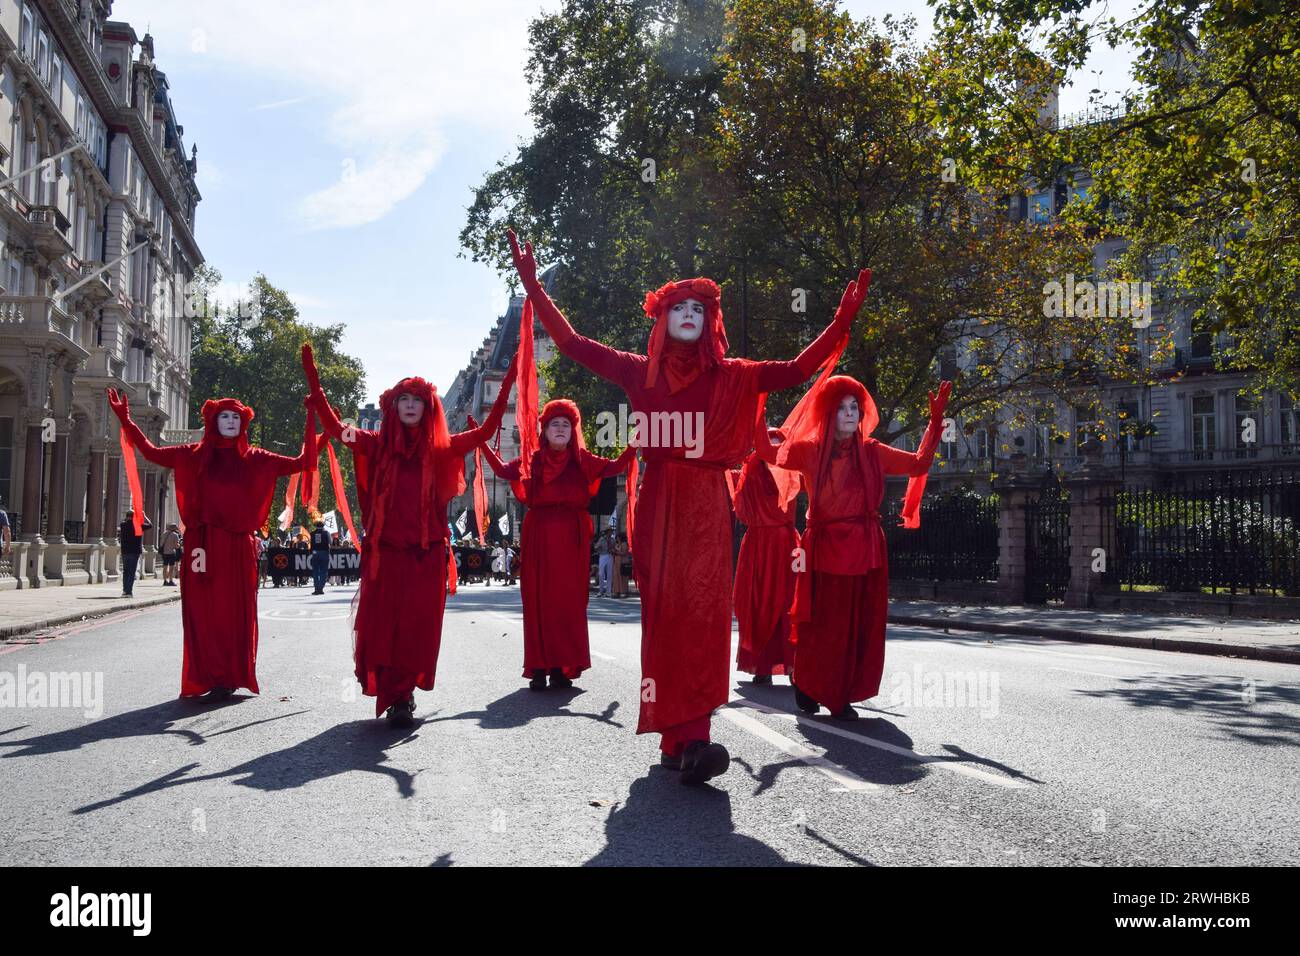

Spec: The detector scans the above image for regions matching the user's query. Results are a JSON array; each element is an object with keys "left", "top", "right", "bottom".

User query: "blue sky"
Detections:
[{"left": 111, "top": 0, "right": 1134, "bottom": 403}]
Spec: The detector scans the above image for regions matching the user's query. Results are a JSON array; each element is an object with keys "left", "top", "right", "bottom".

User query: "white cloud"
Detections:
[{"left": 112, "top": 0, "right": 540, "bottom": 230}]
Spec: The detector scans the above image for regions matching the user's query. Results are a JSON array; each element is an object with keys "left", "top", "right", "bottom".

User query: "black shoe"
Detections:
[
  {"left": 832, "top": 705, "right": 859, "bottom": 721},
  {"left": 751, "top": 674, "right": 773, "bottom": 685},
  {"left": 660, "top": 752, "right": 683, "bottom": 770},
  {"left": 548, "top": 668, "right": 573, "bottom": 690},
  {"left": 386, "top": 696, "right": 416, "bottom": 727},
  {"left": 792, "top": 683, "right": 820, "bottom": 715},
  {"left": 206, "top": 686, "right": 234, "bottom": 702},
  {"left": 528, "top": 670, "right": 548, "bottom": 691},
  {"left": 312, "top": 589, "right": 324, "bottom": 595},
  {"left": 680, "top": 741, "right": 730, "bottom": 785}
]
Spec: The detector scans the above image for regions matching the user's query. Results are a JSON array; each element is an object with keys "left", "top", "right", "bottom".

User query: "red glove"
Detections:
[
  {"left": 929, "top": 380, "right": 953, "bottom": 421},
  {"left": 834, "top": 267, "right": 873, "bottom": 330},
  {"left": 301, "top": 343, "right": 323, "bottom": 395},
  {"left": 508, "top": 229, "right": 540, "bottom": 290},
  {"left": 107, "top": 387, "right": 130, "bottom": 424}
]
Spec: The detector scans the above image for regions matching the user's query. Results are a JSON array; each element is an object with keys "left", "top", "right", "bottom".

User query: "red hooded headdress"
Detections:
[{"left": 643, "top": 278, "right": 728, "bottom": 393}]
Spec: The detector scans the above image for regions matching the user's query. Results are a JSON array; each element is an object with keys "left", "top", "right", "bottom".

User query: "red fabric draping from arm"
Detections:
[
  {"left": 117, "top": 428, "right": 145, "bottom": 536},
  {"left": 880, "top": 413, "right": 944, "bottom": 528},
  {"left": 278, "top": 472, "right": 300, "bottom": 531},
  {"left": 324, "top": 438, "right": 359, "bottom": 546},
  {"left": 516, "top": 299, "right": 540, "bottom": 487},
  {"left": 771, "top": 331, "right": 851, "bottom": 511},
  {"left": 472, "top": 446, "right": 489, "bottom": 546}
]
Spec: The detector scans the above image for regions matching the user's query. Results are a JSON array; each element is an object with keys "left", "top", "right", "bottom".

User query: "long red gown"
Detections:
[
  {"left": 313, "top": 378, "right": 513, "bottom": 716},
  {"left": 730, "top": 447, "right": 799, "bottom": 676},
  {"left": 117, "top": 400, "right": 315, "bottom": 697},
  {"left": 522, "top": 277, "right": 847, "bottom": 752},
  {"left": 479, "top": 440, "right": 635, "bottom": 678},
  {"left": 781, "top": 408, "right": 941, "bottom": 712}
]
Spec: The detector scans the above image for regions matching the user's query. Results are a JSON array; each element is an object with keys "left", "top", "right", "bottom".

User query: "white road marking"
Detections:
[
  {"left": 1048, "top": 666, "right": 1140, "bottom": 679},
  {"left": 727, "top": 697, "right": 1031, "bottom": 790},
  {"left": 716, "top": 705, "right": 879, "bottom": 792}
]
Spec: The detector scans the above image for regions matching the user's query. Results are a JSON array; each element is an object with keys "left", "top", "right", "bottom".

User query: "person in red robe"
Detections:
[
  {"left": 106, "top": 388, "right": 316, "bottom": 699},
  {"left": 301, "top": 344, "right": 516, "bottom": 726},
  {"left": 508, "top": 229, "right": 870, "bottom": 784},
  {"left": 773, "top": 374, "right": 951, "bottom": 719},
  {"left": 473, "top": 399, "right": 636, "bottom": 690},
  {"left": 730, "top": 426, "right": 799, "bottom": 684}
]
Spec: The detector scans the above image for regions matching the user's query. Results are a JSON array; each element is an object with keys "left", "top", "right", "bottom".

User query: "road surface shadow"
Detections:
[
  {"left": 72, "top": 719, "right": 424, "bottom": 813},
  {"left": 730, "top": 684, "right": 1041, "bottom": 788},
  {"left": 0, "top": 697, "right": 259, "bottom": 757},
  {"left": 582, "top": 770, "right": 797, "bottom": 867},
  {"left": 428, "top": 687, "right": 624, "bottom": 731},
  {"left": 1073, "top": 672, "right": 1300, "bottom": 747}
]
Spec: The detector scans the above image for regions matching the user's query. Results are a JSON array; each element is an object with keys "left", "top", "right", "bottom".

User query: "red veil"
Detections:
[{"left": 355, "top": 377, "right": 459, "bottom": 578}]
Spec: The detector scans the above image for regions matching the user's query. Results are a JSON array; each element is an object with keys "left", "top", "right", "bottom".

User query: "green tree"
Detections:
[
  {"left": 189, "top": 272, "right": 366, "bottom": 530},
  {"left": 461, "top": 0, "right": 1135, "bottom": 446},
  {"left": 933, "top": 0, "right": 1300, "bottom": 397}
]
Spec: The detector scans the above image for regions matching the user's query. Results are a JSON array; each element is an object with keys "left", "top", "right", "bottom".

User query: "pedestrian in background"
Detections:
[
  {"left": 118, "top": 508, "right": 152, "bottom": 597},
  {"left": 310, "top": 518, "right": 331, "bottom": 594},
  {"left": 596, "top": 527, "right": 615, "bottom": 596},
  {"left": 160, "top": 523, "right": 182, "bottom": 587}
]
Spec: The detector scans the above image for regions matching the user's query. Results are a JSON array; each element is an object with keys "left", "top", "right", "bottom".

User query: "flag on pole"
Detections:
[
  {"left": 455, "top": 510, "right": 468, "bottom": 535},
  {"left": 322, "top": 511, "right": 338, "bottom": 534},
  {"left": 498, "top": 512, "right": 510, "bottom": 536}
]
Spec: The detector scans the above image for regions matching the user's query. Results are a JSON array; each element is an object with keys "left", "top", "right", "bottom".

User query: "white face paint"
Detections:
[
  {"left": 216, "top": 410, "right": 242, "bottom": 438},
  {"left": 545, "top": 416, "right": 572, "bottom": 450},
  {"left": 666, "top": 298, "right": 705, "bottom": 343},
  {"left": 396, "top": 393, "right": 424, "bottom": 426},
  {"left": 836, "top": 396, "right": 860, "bottom": 438}
]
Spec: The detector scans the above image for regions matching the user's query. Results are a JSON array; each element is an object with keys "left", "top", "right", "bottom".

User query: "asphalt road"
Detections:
[{"left": 2, "top": 581, "right": 1297, "bottom": 866}]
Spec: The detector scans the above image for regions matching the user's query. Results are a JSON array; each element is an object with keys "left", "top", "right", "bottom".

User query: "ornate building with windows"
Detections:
[{"left": 0, "top": 2, "right": 202, "bottom": 589}]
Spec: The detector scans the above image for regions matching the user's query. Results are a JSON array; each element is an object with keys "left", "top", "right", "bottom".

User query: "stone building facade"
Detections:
[{"left": 0, "top": 2, "right": 201, "bottom": 589}]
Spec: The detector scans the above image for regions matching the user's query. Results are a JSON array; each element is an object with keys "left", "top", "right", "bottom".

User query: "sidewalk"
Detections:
[
  {"left": 889, "top": 599, "right": 1300, "bottom": 665},
  {"left": 0, "top": 577, "right": 180, "bottom": 639}
]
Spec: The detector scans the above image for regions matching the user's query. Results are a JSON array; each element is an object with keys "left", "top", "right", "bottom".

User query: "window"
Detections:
[
  {"left": 1280, "top": 394, "right": 1298, "bottom": 452},
  {"left": 36, "top": 31, "right": 49, "bottom": 83},
  {"left": 0, "top": 416, "right": 13, "bottom": 513},
  {"left": 1028, "top": 190, "right": 1053, "bottom": 225},
  {"left": 1233, "top": 395, "right": 1260, "bottom": 455},
  {"left": 20, "top": 8, "right": 33, "bottom": 58},
  {"left": 1191, "top": 395, "right": 1217, "bottom": 459},
  {"left": 1190, "top": 315, "right": 1214, "bottom": 359},
  {"left": 1117, "top": 400, "right": 1141, "bottom": 451},
  {"left": 50, "top": 54, "right": 62, "bottom": 105},
  {"left": 1074, "top": 404, "right": 1100, "bottom": 455}
]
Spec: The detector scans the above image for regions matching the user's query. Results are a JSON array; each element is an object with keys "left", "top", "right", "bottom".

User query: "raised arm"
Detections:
[
  {"left": 509, "top": 230, "right": 640, "bottom": 387},
  {"left": 107, "top": 388, "right": 187, "bottom": 468},
  {"left": 474, "top": 432, "right": 523, "bottom": 481},
  {"left": 450, "top": 357, "right": 518, "bottom": 455},
  {"left": 261, "top": 404, "right": 319, "bottom": 477},
  {"left": 301, "top": 343, "right": 378, "bottom": 455},
  {"left": 755, "top": 269, "right": 871, "bottom": 392},
  {"left": 877, "top": 382, "right": 952, "bottom": 476}
]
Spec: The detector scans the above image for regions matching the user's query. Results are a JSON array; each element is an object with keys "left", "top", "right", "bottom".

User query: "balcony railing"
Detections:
[{"left": 0, "top": 295, "right": 75, "bottom": 337}]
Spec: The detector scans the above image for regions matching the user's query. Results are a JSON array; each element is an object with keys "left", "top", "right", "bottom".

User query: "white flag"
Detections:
[
  {"left": 455, "top": 510, "right": 468, "bottom": 534},
  {"left": 498, "top": 513, "right": 510, "bottom": 535},
  {"left": 322, "top": 511, "right": 338, "bottom": 534},
  {"left": 277, "top": 504, "right": 293, "bottom": 532}
]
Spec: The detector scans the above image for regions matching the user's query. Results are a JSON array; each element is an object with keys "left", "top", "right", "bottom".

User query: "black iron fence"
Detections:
[
  {"left": 884, "top": 488, "right": 999, "bottom": 582},
  {"left": 1025, "top": 480, "right": 1071, "bottom": 603},
  {"left": 1102, "top": 468, "right": 1300, "bottom": 596}
]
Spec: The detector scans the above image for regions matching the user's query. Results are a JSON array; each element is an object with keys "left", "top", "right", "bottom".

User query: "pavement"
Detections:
[
  {"left": 0, "top": 576, "right": 181, "bottom": 639},
  {"left": 0, "top": 582, "right": 1296, "bottom": 866},
  {"left": 888, "top": 600, "right": 1300, "bottom": 665}
]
